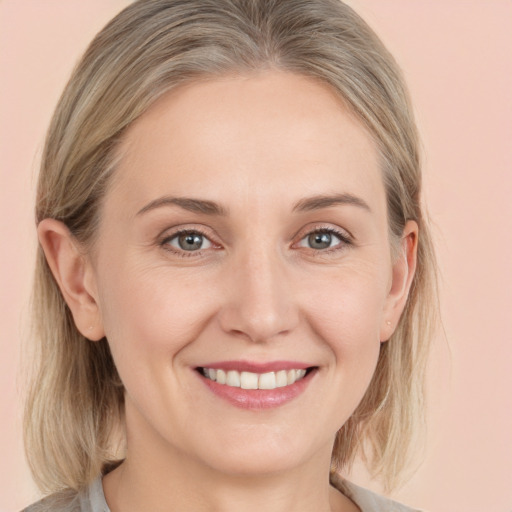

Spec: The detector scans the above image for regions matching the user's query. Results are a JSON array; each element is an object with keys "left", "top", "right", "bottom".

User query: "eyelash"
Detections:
[
  {"left": 159, "top": 227, "right": 215, "bottom": 258},
  {"left": 159, "top": 226, "right": 352, "bottom": 258},
  {"left": 298, "top": 226, "right": 352, "bottom": 254}
]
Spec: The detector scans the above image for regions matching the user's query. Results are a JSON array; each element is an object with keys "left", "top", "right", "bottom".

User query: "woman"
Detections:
[{"left": 23, "top": 0, "right": 438, "bottom": 510}]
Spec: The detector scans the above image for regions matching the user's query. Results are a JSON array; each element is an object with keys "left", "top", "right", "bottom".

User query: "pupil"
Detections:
[
  {"left": 179, "top": 233, "right": 203, "bottom": 251},
  {"left": 309, "top": 232, "right": 331, "bottom": 249}
]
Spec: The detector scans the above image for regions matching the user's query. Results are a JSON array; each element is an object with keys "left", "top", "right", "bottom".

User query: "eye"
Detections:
[
  {"left": 164, "top": 230, "right": 213, "bottom": 252},
  {"left": 297, "top": 228, "right": 349, "bottom": 250}
]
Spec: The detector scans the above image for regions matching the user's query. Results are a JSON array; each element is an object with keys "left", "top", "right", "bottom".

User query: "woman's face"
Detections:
[{"left": 86, "top": 71, "right": 412, "bottom": 475}]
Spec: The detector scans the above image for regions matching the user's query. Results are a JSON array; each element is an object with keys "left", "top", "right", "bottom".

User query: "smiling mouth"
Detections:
[{"left": 197, "top": 367, "right": 315, "bottom": 390}]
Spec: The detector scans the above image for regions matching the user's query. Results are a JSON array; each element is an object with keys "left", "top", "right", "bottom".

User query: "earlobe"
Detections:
[
  {"left": 37, "top": 219, "right": 105, "bottom": 341},
  {"left": 380, "top": 220, "right": 418, "bottom": 342}
]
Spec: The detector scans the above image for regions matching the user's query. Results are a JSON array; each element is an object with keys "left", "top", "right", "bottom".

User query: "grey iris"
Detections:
[
  {"left": 178, "top": 233, "right": 203, "bottom": 251},
  {"left": 308, "top": 232, "right": 332, "bottom": 249}
]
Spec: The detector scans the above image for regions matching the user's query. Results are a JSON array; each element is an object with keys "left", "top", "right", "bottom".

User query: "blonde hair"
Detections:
[{"left": 25, "top": 0, "right": 438, "bottom": 495}]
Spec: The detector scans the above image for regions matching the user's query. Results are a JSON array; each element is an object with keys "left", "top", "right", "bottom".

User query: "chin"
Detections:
[{"left": 193, "top": 427, "right": 320, "bottom": 477}]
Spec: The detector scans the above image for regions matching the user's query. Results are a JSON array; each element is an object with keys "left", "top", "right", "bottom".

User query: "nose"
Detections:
[{"left": 217, "top": 247, "right": 300, "bottom": 343}]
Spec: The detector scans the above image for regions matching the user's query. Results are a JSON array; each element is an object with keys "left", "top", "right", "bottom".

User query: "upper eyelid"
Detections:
[
  {"left": 159, "top": 224, "right": 217, "bottom": 241},
  {"left": 292, "top": 223, "right": 353, "bottom": 243}
]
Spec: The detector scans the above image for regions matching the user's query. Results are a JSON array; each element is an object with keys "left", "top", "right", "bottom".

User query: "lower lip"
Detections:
[{"left": 197, "top": 369, "right": 317, "bottom": 410}]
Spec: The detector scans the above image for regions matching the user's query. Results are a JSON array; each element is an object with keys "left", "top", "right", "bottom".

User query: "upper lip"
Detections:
[{"left": 196, "top": 360, "right": 314, "bottom": 373}]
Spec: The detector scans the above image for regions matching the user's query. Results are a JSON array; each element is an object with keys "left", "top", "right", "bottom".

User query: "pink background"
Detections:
[{"left": 1, "top": 1, "right": 511, "bottom": 510}]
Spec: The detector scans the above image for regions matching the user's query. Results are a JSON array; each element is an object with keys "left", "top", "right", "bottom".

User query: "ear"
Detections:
[
  {"left": 37, "top": 218, "right": 105, "bottom": 341},
  {"left": 380, "top": 220, "right": 418, "bottom": 342}
]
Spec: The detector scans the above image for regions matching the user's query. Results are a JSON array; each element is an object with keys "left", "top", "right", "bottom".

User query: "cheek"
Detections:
[
  {"left": 96, "top": 260, "right": 220, "bottom": 372},
  {"left": 304, "top": 260, "right": 389, "bottom": 345},
  {"left": 300, "top": 262, "right": 388, "bottom": 404}
]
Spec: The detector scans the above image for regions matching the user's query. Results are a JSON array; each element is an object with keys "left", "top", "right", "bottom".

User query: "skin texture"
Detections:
[{"left": 39, "top": 71, "right": 417, "bottom": 512}]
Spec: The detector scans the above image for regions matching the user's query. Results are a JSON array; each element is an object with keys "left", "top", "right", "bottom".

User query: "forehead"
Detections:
[{"left": 109, "top": 71, "right": 385, "bottom": 217}]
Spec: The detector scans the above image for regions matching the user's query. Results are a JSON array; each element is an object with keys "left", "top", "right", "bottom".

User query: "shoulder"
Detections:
[
  {"left": 330, "top": 473, "right": 424, "bottom": 512},
  {"left": 22, "top": 477, "right": 108, "bottom": 512},
  {"left": 342, "top": 481, "right": 423, "bottom": 512},
  {"left": 22, "top": 489, "right": 81, "bottom": 512}
]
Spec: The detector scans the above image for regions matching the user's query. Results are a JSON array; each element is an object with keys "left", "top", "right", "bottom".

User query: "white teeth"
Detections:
[
  {"left": 275, "top": 370, "right": 288, "bottom": 388},
  {"left": 240, "top": 371, "right": 259, "bottom": 389},
  {"left": 216, "top": 369, "right": 227, "bottom": 384},
  {"left": 201, "top": 367, "right": 309, "bottom": 389},
  {"left": 258, "top": 372, "right": 276, "bottom": 390},
  {"left": 296, "top": 369, "right": 306, "bottom": 379},
  {"left": 226, "top": 370, "right": 241, "bottom": 387}
]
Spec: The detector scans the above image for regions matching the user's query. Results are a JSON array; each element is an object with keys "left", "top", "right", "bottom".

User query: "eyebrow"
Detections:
[
  {"left": 292, "top": 193, "right": 371, "bottom": 213},
  {"left": 136, "top": 196, "right": 228, "bottom": 217},
  {"left": 136, "top": 192, "right": 371, "bottom": 217}
]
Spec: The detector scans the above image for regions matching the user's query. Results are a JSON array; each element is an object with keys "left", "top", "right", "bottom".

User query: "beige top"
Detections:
[
  {"left": 24, "top": 473, "right": 422, "bottom": 512},
  {"left": 330, "top": 473, "right": 422, "bottom": 512}
]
